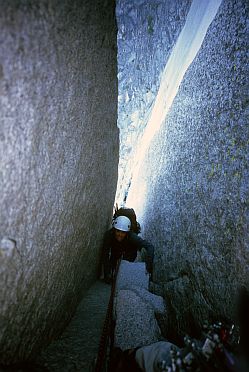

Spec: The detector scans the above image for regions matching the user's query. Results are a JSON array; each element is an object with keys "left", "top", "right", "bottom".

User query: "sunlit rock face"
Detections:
[
  {"left": 115, "top": 0, "right": 192, "bottom": 204},
  {"left": 0, "top": 0, "right": 118, "bottom": 364},
  {"left": 127, "top": 0, "right": 248, "bottom": 338}
]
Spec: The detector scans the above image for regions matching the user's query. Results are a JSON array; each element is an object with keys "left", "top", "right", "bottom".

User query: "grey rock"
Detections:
[
  {"left": 0, "top": 0, "right": 118, "bottom": 364},
  {"left": 114, "top": 289, "right": 162, "bottom": 350},
  {"left": 34, "top": 281, "right": 111, "bottom": 372},
  {"left": 127, "top": 0, "right": 249, "bottom": 336},
  {"left": 115, "top": 0, "right": 192, "bottom": 204},
  {"left": 115, "top": 260, "right": 149, "bottom": 291},
  {"left": 126, "top": 286, "right": 166, "bottom": 314}
]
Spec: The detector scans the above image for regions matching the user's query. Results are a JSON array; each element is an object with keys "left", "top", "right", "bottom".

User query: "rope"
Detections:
[{"left": 95, "top": 259, "right": 121, "bottom": 372}]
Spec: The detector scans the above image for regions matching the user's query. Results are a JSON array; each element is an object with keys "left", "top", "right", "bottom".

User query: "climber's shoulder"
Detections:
[{"left": 128, "top": 231, "right": 145, "bottom": 244}]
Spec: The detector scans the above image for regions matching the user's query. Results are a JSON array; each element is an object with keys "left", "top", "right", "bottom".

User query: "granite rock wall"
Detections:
[
  {"left": 0, "top": 0, "right": 118, "bottom": 364},
  {"left": 115, "top": 0, "right": 192, "bottom": 204},
  {"left": 127, "top": 0, "right": 248, "bottom": 338}
]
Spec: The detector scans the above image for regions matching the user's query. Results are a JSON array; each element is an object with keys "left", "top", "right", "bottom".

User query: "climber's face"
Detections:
[{"left": 114, "top": 229, "right": 127, "bottom": 242}]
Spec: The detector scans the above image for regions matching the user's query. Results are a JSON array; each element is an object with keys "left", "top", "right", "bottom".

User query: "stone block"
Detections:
[{"left": 114, "top": 289, "right": 162, "bottom": 350}]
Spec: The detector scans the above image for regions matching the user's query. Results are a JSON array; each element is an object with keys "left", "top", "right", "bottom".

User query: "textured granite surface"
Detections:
[
  {"left": 115, "top": 260, "right": 149, "bottom": 291},
  {"left": 127, "top": 0, "right": 249, "bottom": 337},
  {"left": 34, "top": 281, "right": 111, "bottom": 372},
  {"left": 115, "top": 0, "right": 192, "bottom": 204},
  {"left": 114, "top": 260, "right": 165, "bottom": 350},
  {"left": 114, "top": 289, "right": 162, "bottom": 350},
  {"left": 125, "top": 287, "right": 166, "bottom": 314},
  {"left": 0, "top": 0, "right": 118, "bottom": 364}
]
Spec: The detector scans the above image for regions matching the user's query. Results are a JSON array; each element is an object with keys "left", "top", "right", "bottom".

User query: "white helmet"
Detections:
[{"left": 112, "top": 216, "right": 131, "bottom": 232}]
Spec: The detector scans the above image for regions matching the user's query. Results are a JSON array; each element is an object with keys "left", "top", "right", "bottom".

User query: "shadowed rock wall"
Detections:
[
  {"left": 127, "top": 0, "right": 248, "bottom": 338},
  {"left": 0, "top": 0, "right": 118, "bottom": 364}
]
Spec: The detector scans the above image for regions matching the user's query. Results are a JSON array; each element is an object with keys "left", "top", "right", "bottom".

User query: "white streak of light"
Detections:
[{"left": 130, "top": 0, "right": 222, "bottom": 185}]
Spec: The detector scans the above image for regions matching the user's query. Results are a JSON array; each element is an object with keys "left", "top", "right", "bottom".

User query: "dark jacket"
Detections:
[{"left": 102, "top": 228, "right": 154, "bottom": 279}]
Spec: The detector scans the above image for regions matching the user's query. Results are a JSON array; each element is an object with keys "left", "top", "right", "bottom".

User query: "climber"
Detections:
[{"left": 101, "top": 215, "right": 154, "bottom": 284}]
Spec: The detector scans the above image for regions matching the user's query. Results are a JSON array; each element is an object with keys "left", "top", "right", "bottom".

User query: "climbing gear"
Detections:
[
  {"left": 112, "top": 216, "right": 131, "bottom": 232},
  {"left": 113, "top": 206, "right": 141, "bottom": 234},
  {"left": 95, "top": 259, "right": 121, "bottom": 372},
  {"left": 160, "top": 322, "right": 241, "bottom": 371}
]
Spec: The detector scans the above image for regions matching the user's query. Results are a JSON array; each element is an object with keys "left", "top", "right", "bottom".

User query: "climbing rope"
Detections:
[{"left": 94, "top": 259, "right": 121, "bottom": 372}]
